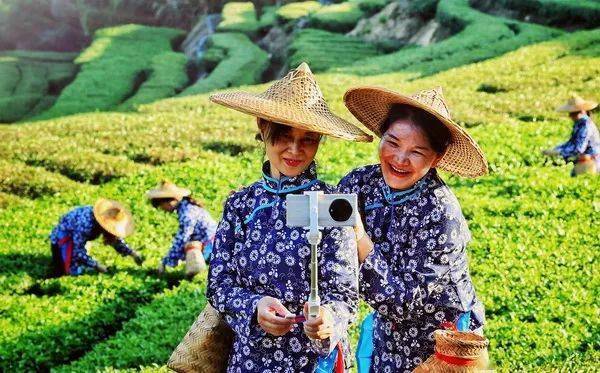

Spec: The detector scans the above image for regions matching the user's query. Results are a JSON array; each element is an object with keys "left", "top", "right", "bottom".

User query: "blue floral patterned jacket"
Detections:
[
  {"left": 339, "top": 165, "right": 485, "bottom": 372},
  {"left": 207, "top": 162, "right": 358, "bottom": 372},
  {"left": 162, "top": 198, "right": 217, "bottom": 267},
  {"left": 49, "top": 206, "right": 133, "bottom": 275},
  {"left": 555, "top": 115, "right": 600, "bottom": 168}
]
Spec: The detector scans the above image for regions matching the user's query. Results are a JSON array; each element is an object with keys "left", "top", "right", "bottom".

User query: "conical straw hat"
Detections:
[
  {"left": 146, "top": 180, "right": 191, "bottom": 201},
  {"left": 344, "top": 86, "right": 488, "bottom": 178},
  {"left": 93, "top": 198, "right": 134, "bottom": 238},
  {"left": 210, "top": 62, "right": 373, "bottom": 142},
  {"left": 556, "top": 94, "right": 597, "bottom": 112}
]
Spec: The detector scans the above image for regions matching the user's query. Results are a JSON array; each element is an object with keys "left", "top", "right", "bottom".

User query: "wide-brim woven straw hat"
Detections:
[
  {"left": 146, "top": 180, "right": 191, "bottom": 201},
  {"left": 93, "top": 198, "right": 134, "bottom": 238},
  {"left": 344, "top": 86, "right": 488, "bottom": 178},
  {"left": 414, "top": 330, "right": 489, "bottom": 372},
  {"left": 556, "top": 94, "right": 598, "bottom": 112},
  {"left": 210, "top": 62, "right": 372, "bottom": 142}
]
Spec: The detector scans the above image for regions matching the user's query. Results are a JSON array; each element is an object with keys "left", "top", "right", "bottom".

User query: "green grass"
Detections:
[
  {"left": 180, "top": 33, "right": 269, "bottom": 96},
  {"left": 288, "top": 28, "right": 382, "bottom": 72},
  {"left": 336, "top": 0, "right": 563, "bottom": 77},
  {"left": 276, "top": 1, "right": 322, "bottom": 21},
  {"left": 0, "top": 28, "right": 598, "bottom": 371},
  {"left": 216, "top": 2, "right": 262, "bottom": 36},
  {"left": 34, "top": 24, "right": 185, "bottom": 120}
]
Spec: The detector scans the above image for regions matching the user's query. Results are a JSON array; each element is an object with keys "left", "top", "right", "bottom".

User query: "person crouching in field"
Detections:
[
  {"left": 543, "top": 94, "right": 600, "bottom": 176},
  {"left": 147, "top": 181, "right": 217, "bottom": 278},
  {"left": 206, "top": 63, "right": 371, "bottom": 372},
  {"left": 49, "top": 199, "right": 143, "bottom": 276}
]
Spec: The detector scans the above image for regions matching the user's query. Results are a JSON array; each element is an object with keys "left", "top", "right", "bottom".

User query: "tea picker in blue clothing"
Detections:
[
  {"left": 147, "top": 181, "right": 217, "bottom": 278},
  {"left": 206, "top": 62, "right": 371, "bottom": 372},
  {"left": 543, "top": 94, "right": 600, "bottom": 176},
  {"left": 341, "top": 86, "right": 487, "bottom": 372},
  {"left": 49, "top": 198, "right": 143, "bottom": 276}
]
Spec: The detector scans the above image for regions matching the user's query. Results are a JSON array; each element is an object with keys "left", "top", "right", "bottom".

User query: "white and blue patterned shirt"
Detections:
[
  {"left": 339, "top": 165, "right": 485, "bottom": 372},
  {"left": 49, "top": 206, "right": 133, "bottom": 274},
  {"left": 555, "top": 115, "right": 600, "bottom": 168},
  {"left": 207, "top": 162, "right": 358, "bottom": 372},
  {"left": 162, "top": 198, "right": 217, "bottom": 267}
]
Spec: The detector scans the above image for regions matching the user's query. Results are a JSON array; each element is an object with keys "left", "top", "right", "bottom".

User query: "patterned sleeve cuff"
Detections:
[{"left": 310, "top": 303, "right": 347, "bottom": 355}]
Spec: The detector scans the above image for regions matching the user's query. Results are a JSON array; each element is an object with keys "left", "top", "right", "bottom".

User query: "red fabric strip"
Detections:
[
  {"left": 334, "top": 342, "right": 345, "bottom": 373},
  {"left": 435, "top": 352, "right": 476, "bottom": 366},
  {"left": 58, "top": 236, "right": 73, "bottom": 275}
]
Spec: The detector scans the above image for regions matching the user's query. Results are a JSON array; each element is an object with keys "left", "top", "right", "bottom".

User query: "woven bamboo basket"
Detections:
[
  {"left": 413, "top": 330, "right": 489, "bottom": 372},
  {"left": 185, "top": 241, "right": 206, "bottom": 277},
  {"left": 167, "top": 303, "right": 233, "bottom": 373}
]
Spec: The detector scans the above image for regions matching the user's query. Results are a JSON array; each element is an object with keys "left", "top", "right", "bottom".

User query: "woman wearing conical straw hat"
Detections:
[
  {"left": 543, "top": 94, "right": 600, "bottom": 176},
  {"left": 147, "top": 180, "right": 218, "bottom": 278},
  {"left": 49, "top": 199, "right": 143, "bottom": 276},
  {"left": 206, "top": 63, "right": 371, "bottom": 372},
  {"left": 339, "top": 87, "right": 488, "bottom": 372}
]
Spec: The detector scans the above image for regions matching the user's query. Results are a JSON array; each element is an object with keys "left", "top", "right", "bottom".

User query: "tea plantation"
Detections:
[{"left": 0, "top": 1, "right": 599, "bottom": 371}]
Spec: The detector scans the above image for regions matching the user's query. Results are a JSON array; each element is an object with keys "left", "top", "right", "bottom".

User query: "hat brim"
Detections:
[
  {"left": 210, "top": 91, "right": 373, "bottom": 142},
  {"left": 556, "top": 101, "right": 598, "bottom": 112},
  {"left": 93, "top": 199, "right": 135, "bottom": 238},
  {"left": 146, "top": 188, "right": 191, "bottom": 201},
  {"left": 344, "top": 86, "right": 488, "bottom": 178}
]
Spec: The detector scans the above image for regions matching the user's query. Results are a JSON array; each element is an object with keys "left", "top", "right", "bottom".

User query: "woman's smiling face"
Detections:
[
  {"left": 261, "top": 121, "right": 321, "bottom": 178},
  {"left": 379, "top": 119, "right": 442, "bottom": 190}
]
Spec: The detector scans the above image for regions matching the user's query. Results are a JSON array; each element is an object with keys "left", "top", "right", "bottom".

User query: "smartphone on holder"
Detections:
[{"left": 283, "top": 313, "right": 306, "bottom": 323}]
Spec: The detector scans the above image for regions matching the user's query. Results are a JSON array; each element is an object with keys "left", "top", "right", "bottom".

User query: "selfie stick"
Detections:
[{"left": 306, "top": 191, "right": 322, "bottom": 319}]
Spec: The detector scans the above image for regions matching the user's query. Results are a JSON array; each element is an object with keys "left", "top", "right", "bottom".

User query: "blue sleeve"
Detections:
[
  {"left": 111, "top": 238, "right": 133, "bottom": 256},
  {"left": 360, "top": 208, "right": 474, "bottom": 324},
  {"left": 70, "top": 230, "right": 97, "bottom": 269},
  {"left": 162, "top": 211, "right": 195, "bottom": 267},
  {"left": 556, "top": 120, "right": 589, "bottom": 159},
  {"left": 207, "top": 195, "right": 265, "bottom": 343},
  {"left": 312, "top": 226, "right": 359, "bottom": 355}
]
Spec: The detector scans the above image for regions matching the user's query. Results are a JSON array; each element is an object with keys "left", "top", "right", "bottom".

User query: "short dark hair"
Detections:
[
  {"left": 150, "top": 198, "right": 174, "bottom": 208},
  {"left": 256, "top": 119, "right": 292, "bottom": 144},
  {"left": 381, "top": 104, "right": 451, "bottom": 154}
]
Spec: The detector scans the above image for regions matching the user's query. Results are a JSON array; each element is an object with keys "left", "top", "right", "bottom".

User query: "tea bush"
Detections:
[
  {"left": 180, "top": 33, "right": 269, "bottom": 96},
  {"left": 216, "top": 2, "right": 262, "bottom": 36},
  {"left": 276, "top": 1, "right": 322, "bottom": 22},
  {"left": 288, "top": 28, "right": 381, "bottom": 72},
  {"left": 35, "top": 25, "right": 185, "bottom": 120},
  {"left": 0, "top": 51, "right": 78, "bottom": 122},
  {"left": 336, "top": 0, "right": 563, "bottom": 77}
]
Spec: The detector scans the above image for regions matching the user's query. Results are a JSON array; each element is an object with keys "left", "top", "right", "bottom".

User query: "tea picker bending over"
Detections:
[
  {"left": 49, "top": 198, "right": 143, "bottom": 276},
  {"left": 147, "top": 181, "right": 217, "bottom": 278},
  {"left": 543, "top": 94, "right": 600, "bottom": 176}
]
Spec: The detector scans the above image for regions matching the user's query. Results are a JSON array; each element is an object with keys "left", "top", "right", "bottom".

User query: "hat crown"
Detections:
[
  {"left": 409, "top": 86, "right": 451, "bottom": 120},
  {"left": 259, "top": 62, "right": 326, "bottom": 111}
]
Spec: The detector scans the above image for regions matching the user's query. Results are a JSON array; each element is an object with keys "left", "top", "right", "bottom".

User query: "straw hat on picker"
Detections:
[
  {"left": 146, "top": 180, "right": 191, "bottom": 201},
  {"left": 344, "top": 86, "right": 488, "bottom": 178},
  {"left": 210, "top": 62, "right": 373, "bottom": 142},
  {"left": 556, "top": 94, "right": 598, "bottom": 112},
  {"left": 93, "top": 198, "right": 134, "bottom": 238}
]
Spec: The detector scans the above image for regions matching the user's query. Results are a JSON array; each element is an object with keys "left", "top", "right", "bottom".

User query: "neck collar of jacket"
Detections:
[
  {"left": 378, "top": 166, "right": 437, "bottom": 205},
  {"left": 176, "top": 198, "right": 189, "bottom": 213},
  {"left": 261, "top": 161, "right": 318, "bottom": 195}
]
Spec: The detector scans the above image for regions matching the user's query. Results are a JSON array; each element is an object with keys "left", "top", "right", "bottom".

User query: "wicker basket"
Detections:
[
  {"left": 185, "top": 241, "right": 206, "bottom": 277},
  {"left": 413, "top": 330, "right": 489, "bottom": 373},
  {"left": 167, "top": 303, "right": 234, "bottom": 373},
  {"left": 573, "top": 155, "right": 597, "bottom": 176}
]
